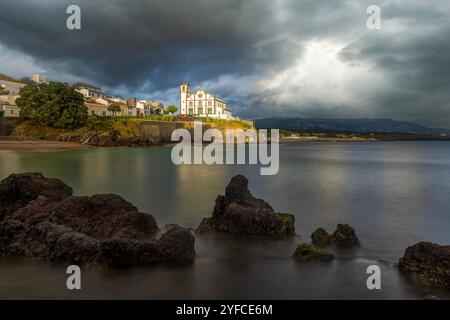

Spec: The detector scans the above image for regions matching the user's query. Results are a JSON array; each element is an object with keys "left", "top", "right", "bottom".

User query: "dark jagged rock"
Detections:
[
  {"left": 0, "top": 173, "right": 195, "bottom": 266},
  {"left": 311, "top": 228, "right": 332, "bottom": 246},
  {"left": 311, "top": 224, "right": 360, "bottom": 247},
  {"left": 101, "top": 226, "right": 195, "bottom": 267},
  {"left": 0, "top": 172, "right": 72, "bottom": 220},
  {"left": 196, "top": 175, "right": 295, "bottom": 236},
  {"left": 398, "top": 242, "right": 450, "bottom": 290},
  {"left": 11, "top": 194, "right": 158, "bottom": 240},
  {"left": 293, "top": 243, "right": 334, "bottom": 262},
  {"left": 331, "top": 224, "right": 360, "bottom": 247},
  {"left": 0, "top": 218, "right": 101, "bottom": 263}
]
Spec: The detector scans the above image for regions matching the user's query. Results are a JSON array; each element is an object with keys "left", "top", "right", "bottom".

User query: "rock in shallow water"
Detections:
[
  {"left": 196, "top": 175, "right": 295, "bottom": 236},
  {"left": 398, "top": 242, "right": 450, "bottom": 291},
  {"left": 293, "top": 243, "right": 334, "bottom": 262},
  {"left": 0, "top": 172, "right": 72, "bottom": 220},
  {"left": 311, "top": 228, "right": 332, "bottom": 246},
  {"left": 11, "top": 194, "right": 159, "bottom": 240},
  {"left": 311, "top": 224, "right": 360, "bottom": 247},
  {"left": 331, "top": 224, "right": 360, "bottom": 247},
  {"left": 0, "top": 172, "right": 195, "bottom": 266}
]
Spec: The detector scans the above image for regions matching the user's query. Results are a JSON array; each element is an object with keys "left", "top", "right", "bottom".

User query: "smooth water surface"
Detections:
[{"left": 1, "top": 141, "right": 450, "bottom": 299}]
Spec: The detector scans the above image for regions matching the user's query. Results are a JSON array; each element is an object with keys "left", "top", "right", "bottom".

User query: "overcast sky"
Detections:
[{"left": 1, "top": 0, "right": 449, "bottom": 127}]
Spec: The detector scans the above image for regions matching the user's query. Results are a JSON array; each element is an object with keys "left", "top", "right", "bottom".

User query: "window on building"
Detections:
[
  {"left": 91, "top": 110, "right": 95, "bottom": 115},
  {"left": 189, "top": 102, "right": 193, "bottom": 106},
  {"left": 188, "top": 109, "right": 193, "bottom": 115},
  {"left": 11, "top": 110, "right": 14, "bottom": 114},
  {"left": 208, "top": 108, "right": 212, "bottom": 114},
  {"left": 208, "top": 101, "right": 212, "bottom": 106},
  {"left": 198, "top": 101, "right": 202, "bottom": 106},
  {"left": 198, "top": 107, "right": 203, "bottom": 114}
]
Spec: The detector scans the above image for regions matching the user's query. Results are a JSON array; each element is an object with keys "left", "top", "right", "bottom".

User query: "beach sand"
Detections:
[{"left": 0, "top": 140, "right": 91, "bottom": 152}]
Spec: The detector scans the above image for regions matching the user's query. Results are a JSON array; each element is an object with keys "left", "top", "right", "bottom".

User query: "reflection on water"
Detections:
[{"left": 1, "top": 141, "right": 450, "bottom": 299}]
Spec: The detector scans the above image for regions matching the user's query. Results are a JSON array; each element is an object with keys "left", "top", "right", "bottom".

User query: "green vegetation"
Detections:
[
  {"left": 13, "top": 117, "right": 139, "bottom": 140},
  {"left": 11, "top": 115, "right": 253, "bottom": 144},
  {"left": 107, "top": 103, "right": 121, "bottom": 115},
  {"left": 298, "top": 123, "right": 306, "bottom": 136},
  {"left": 200, "top": 118, "right": 253, "bottom": 130},
  {"left": 292, "top": 243, "right": 334, "bottom": 262},
  {"left": 16, "top": 82, "right": 87, "bottom": 130},
  {"left": 166, "top": 105, "right": 178, "bottom": 114}
]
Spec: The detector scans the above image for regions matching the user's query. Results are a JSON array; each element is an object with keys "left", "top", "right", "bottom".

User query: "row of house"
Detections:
[
  {"left": 0, "top": 76, "right": 165, "bottom": 119},
  {"left": 2, "top": 74, "right": 236, "bottom": 121},
  {"left": 0, "top": 74, "right": 28, "bottom": 118},
  {"left": 74, "top": 84, "right": 164, "bottom": 117}
]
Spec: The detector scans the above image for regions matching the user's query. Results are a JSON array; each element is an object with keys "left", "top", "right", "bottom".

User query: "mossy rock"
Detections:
[
  {"left": 399, "top": 242, "right": 450, "bottom": 290},
  {"left": 331, "top": 224, "right": 360, "bottom": 247},
  {"left": 293, "top": 243, "right": 334, "bottom": 262},
  {"left": 275, "top": 213, "right": 295, "bottom": 236},
  {"left": 311, "top": 227, "right": 332, "bottom": 246}
]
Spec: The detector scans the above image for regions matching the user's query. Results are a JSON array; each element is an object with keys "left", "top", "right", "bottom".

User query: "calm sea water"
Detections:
[{"left": 1, "top": 141, "right": 450, "bottom": 299}]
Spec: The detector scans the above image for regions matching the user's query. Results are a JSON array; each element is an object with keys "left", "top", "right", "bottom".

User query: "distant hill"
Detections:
[
  {"left": 0, "top": 73, "right": 26, "bottom": 84},
  {"left": 254, "top": 117, "right": 450, "bottom": 135}
]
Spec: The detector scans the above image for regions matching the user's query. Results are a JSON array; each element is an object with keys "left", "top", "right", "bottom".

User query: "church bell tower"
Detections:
[{"left": 179, "top": 82, "right": 191, "bottom": 115}]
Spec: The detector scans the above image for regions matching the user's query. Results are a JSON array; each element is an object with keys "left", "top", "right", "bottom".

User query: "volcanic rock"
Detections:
[
  {"left": 398, "top": 242, "right": 450, "bottom": 290},
  {"left": 0, "top": 173, "right": 195, "bottom": 266},
  {"left": 331, "top": 224, "right": 360, "bottom": 247},
  {"left": 0, "top": 172, "right": 72, "bottom": 220},
  {"left": 196, "top": 175, "right": 295, "bottom": 236},
  {"left": 311, "top": 228, "right": 332, "bottom": 246},
  {"left": 293, "top": 243, "right": 334, "bottom": 262},
  {"left": 311, "top": 224, "right": 360, "bottom": 247},
  {"left": 11, "top": 194, "right": 158, "bottom": 240}
]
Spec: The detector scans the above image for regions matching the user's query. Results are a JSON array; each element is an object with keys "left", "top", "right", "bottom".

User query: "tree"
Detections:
[
  {"left": 299, "top": 124, "right": 306, "bottom": 136},
  {"left": 108, "top": 103, "right": 121, "bottom": 116},
  {"left": 16, "top": 82, "right": 88, "bottom": 129},
  {"left": 166, "top": 105, "right": 178, "bottom": 115}
]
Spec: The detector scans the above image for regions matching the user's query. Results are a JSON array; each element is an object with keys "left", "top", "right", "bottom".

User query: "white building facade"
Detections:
[
  {"left": 136, "top": 100, "right": 164, "bottom": 116},
  {"left": 179, "top": 82, "right": 233, "bottom": 119},
  {"left": 75, "top": 86, "right": 107, "bottom": 100},
  {"left": 0, "top": 78, "right": 26, "bottom": 95},
  {"left": 32, "top": 74, "right": 45, "bottom": 84}
]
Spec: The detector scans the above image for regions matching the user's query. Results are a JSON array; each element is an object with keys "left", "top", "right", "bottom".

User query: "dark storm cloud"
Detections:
[
  {"left": 0, "top": 0, "right": 284, "bottom": 89},
  {"left": 1, "top": 0, "right": 450, "bottom": 127}
]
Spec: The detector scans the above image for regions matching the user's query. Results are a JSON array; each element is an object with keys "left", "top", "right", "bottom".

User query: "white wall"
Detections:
[{"left": 0, "top": 80, "right": 26, "bottom": 95}]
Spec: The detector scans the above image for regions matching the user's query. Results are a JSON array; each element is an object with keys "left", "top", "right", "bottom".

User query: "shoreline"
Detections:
[
  {"left": 281, "top": 136, "right": 370, "bottom": 142},
  {"left": 2, "top": 136, "right": 450, "bottom": 153},
  {"left": 0, "top": 139, "right": 92, "bottom": 152}
]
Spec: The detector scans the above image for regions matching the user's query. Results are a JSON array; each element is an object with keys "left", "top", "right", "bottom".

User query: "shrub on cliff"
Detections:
[
  {"left": 108, "top": 103, "right": 121, "bottom": 115},
  {"left": 16, "top": 82, "right": 88, "bottom": 129},
  {"left": 166, "top": 105, "right": 178, "bottom": 114}
]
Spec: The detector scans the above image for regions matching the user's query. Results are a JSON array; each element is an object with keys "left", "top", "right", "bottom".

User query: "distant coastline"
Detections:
[{"left": 280, "top": 132, "right": 450, "bottom": 142}]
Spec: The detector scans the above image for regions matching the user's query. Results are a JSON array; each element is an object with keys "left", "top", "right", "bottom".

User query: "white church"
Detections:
[{"left": 179, "top": 82, "right": 234, "bottom": 120}]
